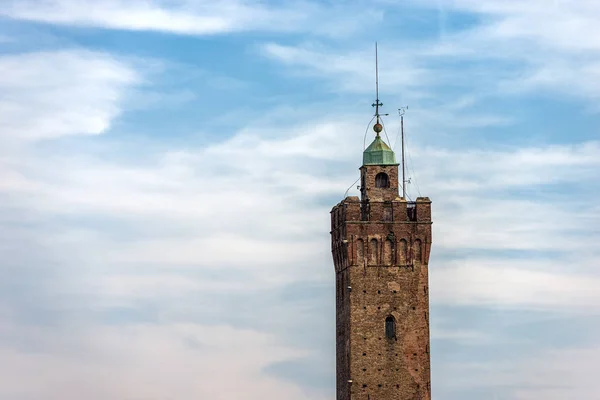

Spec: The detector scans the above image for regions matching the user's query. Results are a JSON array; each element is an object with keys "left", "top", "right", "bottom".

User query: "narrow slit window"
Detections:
[{"left": 385, "top": 316, "right": 396, "bottom": 339}]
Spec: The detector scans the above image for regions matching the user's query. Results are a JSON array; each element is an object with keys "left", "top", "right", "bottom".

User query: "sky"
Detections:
[{"left": 0, "top": 0, "right": 599, "bottom": 399}]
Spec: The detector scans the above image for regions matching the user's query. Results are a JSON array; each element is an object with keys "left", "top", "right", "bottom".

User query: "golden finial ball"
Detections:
[{"left": 373, "top": 123, "right": 383, "bottom": 133}]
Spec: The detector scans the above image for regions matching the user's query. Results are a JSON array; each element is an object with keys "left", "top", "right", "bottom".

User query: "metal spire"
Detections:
[
  {"left": 371, "top": 42, "right": 387, "bottom": 136},
  {"left": 373, "top": 43, "right": 382, "bottom": 121}
]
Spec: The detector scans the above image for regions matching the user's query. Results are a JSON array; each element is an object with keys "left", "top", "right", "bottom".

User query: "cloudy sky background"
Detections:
[{"left": 0, "top": 0, "right": 599, "bottom": 399}]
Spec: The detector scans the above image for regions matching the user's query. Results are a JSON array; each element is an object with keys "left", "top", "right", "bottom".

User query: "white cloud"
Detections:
[
  {"left": 427, "top": 0, "right": 600, "bottom": 53},
  {"left": 261, "top": 42, "right": 432, "bottom": 95},
  {"left": 257, "top": 0, "right": 600, "bottom": 107},
  {"left": 0, "top": 321, "right": 318, "bottom": 400},
  {"left": 0, "top": 0, "right": 379, "bottom": 38},
  {"left": 511, "top": 346, "right": 600, "bottom": 400},
  {"left": 0, "top": 49, "right": 139, "bottom": 141},
  {"left": 0, "top": 120, "right": 356, "bottom": 229},
  {"left": 437, "top": 343, "right": 600, "bottom": 399},
  {"left": 414, "top": 141, "right": 600, "bottom": 192},
  {"left": 2, "top": 120, "right": 598, "bottom": 312},
  {"left": 1, "top": 101, "right": 598, "bottom": 298},
  {"left": 413, "top": 0, "right": 600, "bottom": 102},
  {"left": 431, "top": 326, "right": 494, "bottom": 345},
  {"left": 1, "top": 0, "right": 289, "bottom": 34},
  {"left": 432, "top": 259, "right": 600, "bottom": 311},
  {"left": 1, "top": 3, "right": 600, "bottom": 396},
  {"left": 433, "top": 197, "right": 597, "bottom": 253},
  {"left": 400, "top": 140, "right": 600, "bottom": 256}
]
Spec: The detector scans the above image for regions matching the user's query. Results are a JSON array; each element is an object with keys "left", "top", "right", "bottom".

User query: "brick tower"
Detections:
[{"left": 330, "top": 56, "right": 432, "bottom": 398}]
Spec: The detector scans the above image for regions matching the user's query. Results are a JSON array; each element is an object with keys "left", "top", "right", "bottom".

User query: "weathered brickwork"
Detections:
[{"left": 331, "top": 163, "right": 433, "bottom": 400}]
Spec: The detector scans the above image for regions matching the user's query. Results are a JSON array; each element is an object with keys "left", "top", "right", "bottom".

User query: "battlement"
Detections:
[{"left": 331, "top": 196, "right": 431, "bottom": 227}]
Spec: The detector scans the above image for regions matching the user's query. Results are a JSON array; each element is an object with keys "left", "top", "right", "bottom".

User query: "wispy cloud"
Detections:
[
  {"left": 415, "top": 141, "right": 600, "bottom": 191},
  {"left": 414, "top": 0, "right": 600, "bottom": 103},
  {"left": 0, "top": 0, "right": 380, "bottom": 38},
  {"left": 511, "top": 346, "right": 600, "bottom": 399},
  {"left": 1, "top": 1, "right": 600, "bottom": 398},
  {"left": 0, "top": 49, "right": 140, "bottom": 141},
  {"left": 260, "top": 41, "right": 432, "bottom": 95},
  {"left": 0, "top": 319, "right": 318, "bottom": 400},
  {"left": 436, "top": 344, "right": 600, "bottom": 399},
  {"left": 258, "top": 0, "right": 600, "bottom": 111},
  {"left": 2, "top": 109, "right": 597, "bottom": 303},
  {"left": 433, "top": 259, "right": 600, "bottom": 310}
]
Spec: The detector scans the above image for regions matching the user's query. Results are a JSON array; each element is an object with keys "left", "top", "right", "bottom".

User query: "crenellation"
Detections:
[
  {"left": 344, "top": 200, "right": 362, "bottom": 222},
  {"left": 415, "top": 197, "right": 432, "bottom": 222}
]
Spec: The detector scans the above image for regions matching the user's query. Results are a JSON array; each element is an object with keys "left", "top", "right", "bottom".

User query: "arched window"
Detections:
[
  {"left": 375, "top": 172, "right": 390, "bottom": 188},
  {"left": 385, "top": 316, "right": 396, "bottom": 339}
]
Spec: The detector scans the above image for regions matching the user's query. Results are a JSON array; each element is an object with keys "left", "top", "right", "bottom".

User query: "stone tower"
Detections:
[{"left": 330, "top": 125, "right": 432, "bottom": 399}]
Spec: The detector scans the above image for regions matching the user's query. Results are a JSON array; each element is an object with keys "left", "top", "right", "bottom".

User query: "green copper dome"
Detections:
[{"left": 363, "top": 135, "right": 397, "bottom": 165}]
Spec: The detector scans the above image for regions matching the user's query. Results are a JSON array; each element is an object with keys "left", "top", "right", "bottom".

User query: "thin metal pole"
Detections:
[
  {"left": 375, "top": 42, "right": 380, "bottom": 121},
  {"left": 375, "top": 43, "right": 379, "bottom": 108},
  {"left": 372, "top": 43, "right": 386, "bottom": 128},
  {"left": 401, "top": 114, "right": 406, "bottom": 198}
]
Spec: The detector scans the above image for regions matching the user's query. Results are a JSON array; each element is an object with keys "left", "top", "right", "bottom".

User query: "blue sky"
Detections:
[{"left": 0, "top": 1, "right": 599, "bottom": 399}]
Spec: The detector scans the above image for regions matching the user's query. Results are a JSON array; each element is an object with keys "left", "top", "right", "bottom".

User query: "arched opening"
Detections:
[
  {"left": 385, "top": 316, "right": 396, "bottom": 339},
  {"left": 356, "top": 239, "right": 364, "bottom": 265},
  {"left": 413, "top": 239, "right": 422, "bottom": 264},
  {"left": 369, "top": 238, "right": 378, "bottom": 265},
  {"left": 383, "top": 239, "right": 393, "bottom": 265},
  {"left": 375, "top": 172, "right": 390, "bottom": 188},
  {"left": 399, "top": 239, "right": 407, "bottom": 265}
]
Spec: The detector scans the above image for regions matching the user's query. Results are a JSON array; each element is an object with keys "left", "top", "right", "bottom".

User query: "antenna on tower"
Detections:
[
  {"left": 371, "top": 42, "right": 388, "bottom": 136},
  {"left": 399, "top": 106, "right": 409, "bottom": 199}
]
